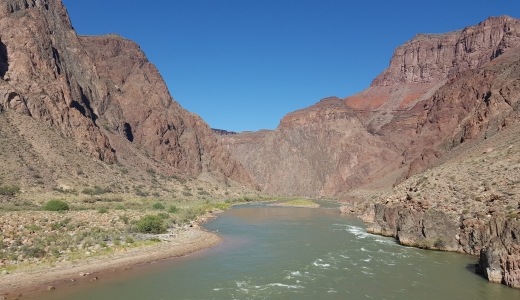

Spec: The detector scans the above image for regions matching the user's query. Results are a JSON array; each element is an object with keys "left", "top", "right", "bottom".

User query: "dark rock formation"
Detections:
[{"left": 212, "top": 128, "right": 237, "bottom": 136}]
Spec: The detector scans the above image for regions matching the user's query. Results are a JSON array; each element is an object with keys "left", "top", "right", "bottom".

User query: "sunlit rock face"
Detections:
[{"left": 0, "top": 0, "right": 252, "bottom": 185}]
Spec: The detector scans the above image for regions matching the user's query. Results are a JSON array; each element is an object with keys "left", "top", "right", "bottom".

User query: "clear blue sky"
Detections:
[{"left": 63, "top": 0, "right": 520, "bottom": 132}]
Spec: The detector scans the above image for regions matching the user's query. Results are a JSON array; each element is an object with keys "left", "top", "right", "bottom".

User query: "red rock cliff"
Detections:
[{"left": 0, "top": 0, "right": 252, "bottom": 185}]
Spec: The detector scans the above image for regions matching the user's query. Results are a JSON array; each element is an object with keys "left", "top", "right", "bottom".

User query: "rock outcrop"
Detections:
[
  {"left": 0, "top": 0, "right": 252, "bottom": 184},
  {"left": 364, "top": 203, "right": 520, "bottom": 288},
  {"left": 372, "top": 16, "right": 520, "bottom": 86}
]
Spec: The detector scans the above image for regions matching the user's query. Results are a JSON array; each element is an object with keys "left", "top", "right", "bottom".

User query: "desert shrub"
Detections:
[
  {"left": 157, "top": 212, "right": 170, "bottom": 219},
  {"left": 44, "top": 200, "right": 69, "bottom": 211},
  {"left": 23, "top": 246, "right": 46, "bottom": 258},
  {"left": 50, "top": 218, "right": 72, "bottom": 230},
  {"left": 125, "top": 236, "right": 134, "bottom": 244},
  {"left": 98, "top": 208, "right": 108, "bottom": 214},
  {"left": 434, "top": 238, "right": 446, "bottom": 249},
  {"left": 136, "top": 215, "right": 166, "bottom": 234},
  {"left": 182, "top": 191, "right": 193, "bottom": 197},
  {"left": 152, "top": 202, "right": 165, "bottom": 210},
  {"left": 134, "top": 186, "right": 149, "bottom": 197},
  {"left": 198, "top": 190, "right": 210, "bottom": 196},
  {"left": 146, "top": 169, "right": 156, "bottom": 176},
  {"left": 81, "top": 186, "right": 111, "bottom": 196},
  {"left": 171, "top": 175, "right": 186, "bottom": 184},
  {"left": 168, "top": 205, "right": 178, "bottom": 213},
  {"left": 0, "top": 185, "right": 20, "bottom": 196},
  {"left": 119, "top": 215, "right": 130, "bottom": 224}
]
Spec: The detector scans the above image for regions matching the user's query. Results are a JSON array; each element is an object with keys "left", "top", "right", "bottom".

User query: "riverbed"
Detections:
[{"left": 37, "top": 201, "right": 520, "bottom": 299}]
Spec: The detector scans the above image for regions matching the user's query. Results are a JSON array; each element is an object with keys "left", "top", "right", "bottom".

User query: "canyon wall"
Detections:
[
  {"left": 221, "top": 16, "right": 520, "bottom": 197},
  {"left": 0, "top": 0, "right": 252, "bottom": 184}
]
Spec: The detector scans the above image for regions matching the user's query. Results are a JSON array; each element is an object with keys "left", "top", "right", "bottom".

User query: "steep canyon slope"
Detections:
[
  {"left": 0, "top": 0, "right": 252, "bottom": 187},
  {"left": 219, "top": 15, "right": 520, "bottom": 197}
]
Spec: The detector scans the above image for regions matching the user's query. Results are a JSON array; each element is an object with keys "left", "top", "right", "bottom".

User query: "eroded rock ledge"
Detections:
[{"left": 360, "top": 203, "right": 520, "bottom": 289}]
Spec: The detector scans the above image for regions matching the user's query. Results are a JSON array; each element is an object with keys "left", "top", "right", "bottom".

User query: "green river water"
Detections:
[{"left": 42, "top": 201, "right": 519, "bottom": 299}]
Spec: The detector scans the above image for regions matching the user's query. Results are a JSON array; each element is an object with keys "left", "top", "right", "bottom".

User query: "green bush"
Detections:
[
  {"left": 44, "top": 200, "right": 69, "bottom": 211},
  {"left": 125, "top": 236, "right": 134, "bottom": 244},
  {"left": 98, "top": 208, "right": 108, "bottom": 214},
  {"left": 168, "top": 205, "right": 179, "bottom": 213},
  {"left": 136, "top": 215, "right": 167, "bottom": 234},
  {"left": 152, "top": 202, "right": 165, "bottom": 210},
  {"left": 0, "top": 185, "right": 20, "bottom": 196}
]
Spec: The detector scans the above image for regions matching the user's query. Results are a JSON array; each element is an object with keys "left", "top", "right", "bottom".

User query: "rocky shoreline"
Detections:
[{"left": 341, "top": 201, "right": 520, "bottom": 289}]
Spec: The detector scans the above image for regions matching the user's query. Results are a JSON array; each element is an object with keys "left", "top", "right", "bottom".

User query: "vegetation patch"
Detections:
[
  {"left": 136, "top": 215, "right": 167, "bottom": 234},
  {"left": 0, "top": 185, "right": 20, "bottom": 196},
  {"left": 269, "top": 199, "right": 320, "bottom": 208},
  {"left": 43, "top": 200, "right": 69, "bottom": 211}
]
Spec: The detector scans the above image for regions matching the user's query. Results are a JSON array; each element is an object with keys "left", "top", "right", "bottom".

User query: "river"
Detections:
[{"left": 44, "top": 201, "right": 519, "bottom": 299}]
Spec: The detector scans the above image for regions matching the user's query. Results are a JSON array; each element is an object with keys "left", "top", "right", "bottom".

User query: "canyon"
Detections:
[
  {"left": 218, "top": 15, "right": 520, "bottom": 288},
  {"left": 1, "top": 0, "right": 520, "bottom": 291}
]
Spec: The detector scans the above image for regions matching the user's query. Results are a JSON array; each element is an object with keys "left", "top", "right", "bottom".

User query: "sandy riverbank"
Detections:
[{"left": 0, "top": 228, "right": 222, "bottom": 299}]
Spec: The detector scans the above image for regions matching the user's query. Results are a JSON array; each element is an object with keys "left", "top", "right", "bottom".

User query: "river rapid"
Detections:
[{"left": 46, "top": 201, "right": 519, "bottom": 299}]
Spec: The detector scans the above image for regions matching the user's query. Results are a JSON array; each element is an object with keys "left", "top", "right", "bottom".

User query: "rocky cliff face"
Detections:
[
  {"left": 221, "top": 15, "right": 520, "bottom": 197},
  {"left": 79, "top": 35, "right": 252, "bottom": 184},
  {"left": 363, "top": 203, "right": 520, "bottom": 288},
  {"left": 0, "top": 0, "right": 252, "bottom": 185},
  {"left": 221, "top": 98, "right": 399, "bottom": 196},
  {"left": 0, "top": 0, "right": 115, "bottom": 162},
  {"left": 372, "top": 16, "right": 520, "bottom": 86}
]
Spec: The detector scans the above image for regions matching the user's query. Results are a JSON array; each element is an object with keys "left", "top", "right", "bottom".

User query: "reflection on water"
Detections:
[{"left": 47, "top": 202, "right": 519, "bottom": 300}]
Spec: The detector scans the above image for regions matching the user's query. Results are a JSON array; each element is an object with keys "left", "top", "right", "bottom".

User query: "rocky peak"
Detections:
[
  {"left": 372, "top": 15, "right": 520, "bottom": 86},
  {"left": 279, "top": 96, "right": 355, "bottom": 127},
  {"left": 4, "top": 0, "right": 48, "bottom": 13}
]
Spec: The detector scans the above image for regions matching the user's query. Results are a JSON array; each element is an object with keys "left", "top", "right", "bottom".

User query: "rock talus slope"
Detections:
[{"left": 0, "top": 0, "right": 252, "bottom": 185}]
